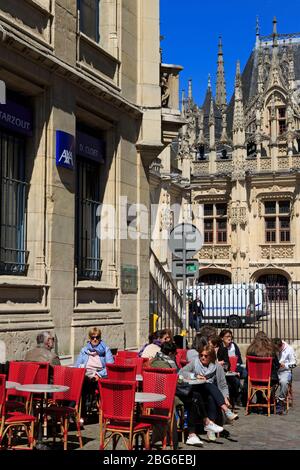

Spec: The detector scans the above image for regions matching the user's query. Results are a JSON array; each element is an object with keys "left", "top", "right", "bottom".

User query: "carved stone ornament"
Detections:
[
  {"left": 229, "top": 205, "right": 248, "bottom": 226},
  {"left": 160, "top": 205, "right": 173, "bottom": 231},
  {"left": 261, "top": 245, "right": 294, "bottom": 259}
]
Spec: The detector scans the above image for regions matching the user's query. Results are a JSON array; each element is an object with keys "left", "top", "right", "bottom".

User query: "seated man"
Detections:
[
  {"left": 272, "top": 338, "right": 297, "bottom": 412},
  {"left": 25, "top": 331, "right": 60, "bottom": 366}
]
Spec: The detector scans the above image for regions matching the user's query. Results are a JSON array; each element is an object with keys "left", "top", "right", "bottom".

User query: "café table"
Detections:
[
  {"left": 135, "top": 392, "right": 166, "bottom": 403},
  {"left": 183, "top": 378, "right": 206, "bottom": 385},
  {"left": 16, "top": 383, "right": 69, "bottom": 450},
  {"left": 134, "top": 392, "right": 166, "bottom": 450}
]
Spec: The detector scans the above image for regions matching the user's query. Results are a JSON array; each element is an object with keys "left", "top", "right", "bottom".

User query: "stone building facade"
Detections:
[
  {"left": 0, "top": 0, "right": 164, "bottom": 361},
  {"left": 180, "top": 19, "right": 300, "bottom": 290}
]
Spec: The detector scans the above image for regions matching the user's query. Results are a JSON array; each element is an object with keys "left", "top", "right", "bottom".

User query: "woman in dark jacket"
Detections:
[{"left": 217, "top": 330, "right": 245, "bottom": 407}]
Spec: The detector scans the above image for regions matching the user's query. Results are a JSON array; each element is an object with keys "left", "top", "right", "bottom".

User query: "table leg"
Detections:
[{"left": 35, "top": 394, "right": 50, "bottom": 450}]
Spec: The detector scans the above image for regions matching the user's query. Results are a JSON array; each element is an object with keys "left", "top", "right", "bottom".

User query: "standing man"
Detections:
[
  {"left": 272, "top": 337, "right": 297, "bottom": 412},
  {"left": 25, "top": 331, "right": 60, "bottom": 366},
  {"left": 189, "top": 295, "right": 204, "bottom": 332}
]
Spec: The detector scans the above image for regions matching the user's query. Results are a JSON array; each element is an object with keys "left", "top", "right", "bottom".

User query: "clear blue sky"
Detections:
[{"left": 160, "top": 0, "right": 300, "bottom": 106}]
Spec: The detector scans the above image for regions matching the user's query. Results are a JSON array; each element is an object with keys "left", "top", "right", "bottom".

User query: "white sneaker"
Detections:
[
  {"left": 204, "top": 422, "right": 223, "bottom": 433},
  {"left": 186, "top": 434, "right": 203, "bottom": 446},
  {"left": 207, "top": 431, "right": 216, "bottom": 441}
]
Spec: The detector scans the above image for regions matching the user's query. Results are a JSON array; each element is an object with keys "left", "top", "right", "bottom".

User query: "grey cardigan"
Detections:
[{"left": 181, "top": 358, "right": 229, "bottom": 399}]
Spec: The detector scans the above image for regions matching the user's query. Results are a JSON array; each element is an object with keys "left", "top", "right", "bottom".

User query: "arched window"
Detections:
[
  {"left": 257, "top": 273, "right": 288, "bottom": 301},
  {"left": 199, "top": 273, "right": 231, "bottom": 285}
]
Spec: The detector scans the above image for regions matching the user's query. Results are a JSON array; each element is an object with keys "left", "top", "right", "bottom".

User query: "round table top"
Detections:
[
  {"left": 183, "top": 378, "right": 206, "bottom": 385},
  {"left": 15, "top": 384, "right": 69, "bottom": 393},
  {"left": 135, "top": 392, "right": 166, "bottom": 403},
  {"left": 6, "top": 381, "right": 20, "bottom": 390},
  {"left": 136, "top": 374, "right": 143, "bottom": 381}
]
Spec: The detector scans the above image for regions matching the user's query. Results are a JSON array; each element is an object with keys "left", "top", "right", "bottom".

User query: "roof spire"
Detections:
[
  {"left": 208, "top": 73, "right": 211, "bottom": 90},
  {"left": 256, "top": 16, "right": 260, "bottom": 48},
  {"left": 181, "top": 89, "right": 186, "bottom": 115},
  {"left": 272, "top": 16, "right": 278, "bottom": 46},
  {"left": 216, "top": 36, "right": 227, "bottom": 110},
  {"left": 233, "top": 60, "right": 245, "bottom": 143},
  {"left": 256, "top": 16, "right": 260, "bottom": 36},
  {"left": 188, "top": 78, "right": 193, "bottom": 100}
]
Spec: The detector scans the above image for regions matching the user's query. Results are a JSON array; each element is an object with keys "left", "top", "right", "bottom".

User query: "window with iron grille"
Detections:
[
  {"left": 278, "top": 107, "right": 286, "bottom": 135},
  {"left": 264, "top": 200, "right": 290, "bottom": 244},
  {"left": 76, "top": 157, "right": 102, "bottom": 281},
  {"left": 77, "top": 0, "right": 100, "bottom": 42},
  {"left": 203, "top": 203, "right": 227, "bottom": 244},
  {"left": 0, "top": 130, "right": 28, "bottom": 275}
]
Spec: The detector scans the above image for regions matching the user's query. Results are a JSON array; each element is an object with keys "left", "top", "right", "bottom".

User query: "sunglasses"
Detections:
[
  {"left": 200, "top": 354, "right": 209, "bottom": 358},
  {"left": 90, "top": 336, "right": 100, "bottom": 340}
]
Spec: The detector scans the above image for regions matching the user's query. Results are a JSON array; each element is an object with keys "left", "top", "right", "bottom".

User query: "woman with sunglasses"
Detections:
[
  {"left": 74, "top": 327, "right": 114, "bottom": 419},
  {"left": 75, "top": 327, "right": 114, "bottom": 378},
  {"left": 181, "top": 344, "right": 238, "bottom": 441}
]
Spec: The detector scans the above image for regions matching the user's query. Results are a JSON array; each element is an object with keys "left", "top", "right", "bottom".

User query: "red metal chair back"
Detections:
[
  {"left": 142, "top": 369, "right": 178, "bottom": 413},
  {"left": 106, "top": 363, "right": 137, "bottom": 381},
  {"left": 116, "top": 351, "right": 139, "bottom": 359},
  {"left": 229, "top": 356, "right": 238, "bottom": 372},
  {"left": 52, "top": 366, "right": 85, "bottom": 404},
  {"left": 7, "top": 361, "right": 39, "bottom": 400},
  {"left": 24, "top": 362, "right": 50, "bottom": 384},
  {"left": 143, "top": 366, "right": 177, "bottom": 375},
  {"left": 246, "top": 356, "right": 272, "bottom": 383},
  {"left": 98, "top": 379, "right": 136, "bottom": 422},
  {"left": 114, "top": 356, "right": 147, "bottom": 375},
  {"left": 175, "top": 349, "right": 187, "bottom": 368}
]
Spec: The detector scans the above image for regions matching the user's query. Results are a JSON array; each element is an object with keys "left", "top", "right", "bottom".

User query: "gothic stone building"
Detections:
[{"left": 180, "top": 19, "right": 300, "bottom": 292}]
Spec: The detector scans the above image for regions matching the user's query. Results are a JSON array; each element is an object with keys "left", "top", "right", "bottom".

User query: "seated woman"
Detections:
[
  {"left": 151, "top": 342, "right": 223, "bottom": 447},
  {"left": 181, "top": 344, "right": 238, "bottom": 441},
  {"left": 217, "top": 330, "right": 247, "bottom": 406},
  {"left": 141, "top": 329, "right": 171, "bottom": 359},
  {"left": 74, "top": 327, "right": 114, "bottom": 418},
  {"left": 186, "top": 333, "right": 208, "bottom": 363}
]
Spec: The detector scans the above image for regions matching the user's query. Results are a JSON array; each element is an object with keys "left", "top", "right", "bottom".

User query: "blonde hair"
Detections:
[{"left": 88, "top": 327, "right": 101, "bottom": 339}]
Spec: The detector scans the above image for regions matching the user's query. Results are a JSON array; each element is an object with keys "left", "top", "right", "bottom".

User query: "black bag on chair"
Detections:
[{"left": 176, "top": 383, "right": 193, "bottom": 398}]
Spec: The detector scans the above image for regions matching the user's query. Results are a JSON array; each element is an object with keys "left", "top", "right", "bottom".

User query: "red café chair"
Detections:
[
  {"left": 229, "top": 356, "right": 238, "bottom": 372},
  {"left": 46, "top": 366, "right": 85, "bottom": 450},
  {"left": 139, "top": 369, "right": 178, "bottom": 449},
  {"left": 246, "top": 356, "right": 276, "bottom": 417},
  {"left": 25, "top": 362, "right": 50, "bottom": 434},
  {"left": 106, "top": 363, "right": 137, "bottom": 381},
  {"left": 175, "top": 349, "right": 187, "bottom": 369},
  {"left": 143, "top": 366, "right": 177, "bottom": 375},
  {"left": 0, "top": 374, "right": 36, "bottom": 449},
  {"left": 114, "top": 356, "right": 149, "bottom": 375},
  {"left": 98, "top": 379, "right": 151, "bottom": 450},
  {"left": 6, "top": 361, "right": 39, "bottom": 414}
]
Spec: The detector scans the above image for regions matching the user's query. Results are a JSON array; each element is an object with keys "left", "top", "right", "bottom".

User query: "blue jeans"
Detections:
[{"left": 190, "top": 315, "right": 202, "bottom": 332}]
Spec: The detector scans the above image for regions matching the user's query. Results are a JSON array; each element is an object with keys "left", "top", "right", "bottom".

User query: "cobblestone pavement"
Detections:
[{"left": 63, "top": 368, "right": 300, "bottom": 451}]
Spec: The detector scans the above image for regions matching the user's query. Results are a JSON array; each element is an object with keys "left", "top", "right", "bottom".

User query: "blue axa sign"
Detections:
[{"left": 56, "top": 130, "right": 75, "bottom": 170}]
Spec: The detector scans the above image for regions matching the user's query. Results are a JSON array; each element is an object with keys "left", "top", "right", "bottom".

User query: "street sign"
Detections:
[
  {"left": 169, "top": 223, "right": 203, "bottom": 259},
  {"left": 172, "top": 259, "right": 199, "bottom": 279},
  {"left": 168, "top": 223, "right": 203, "bottom": 349}
]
